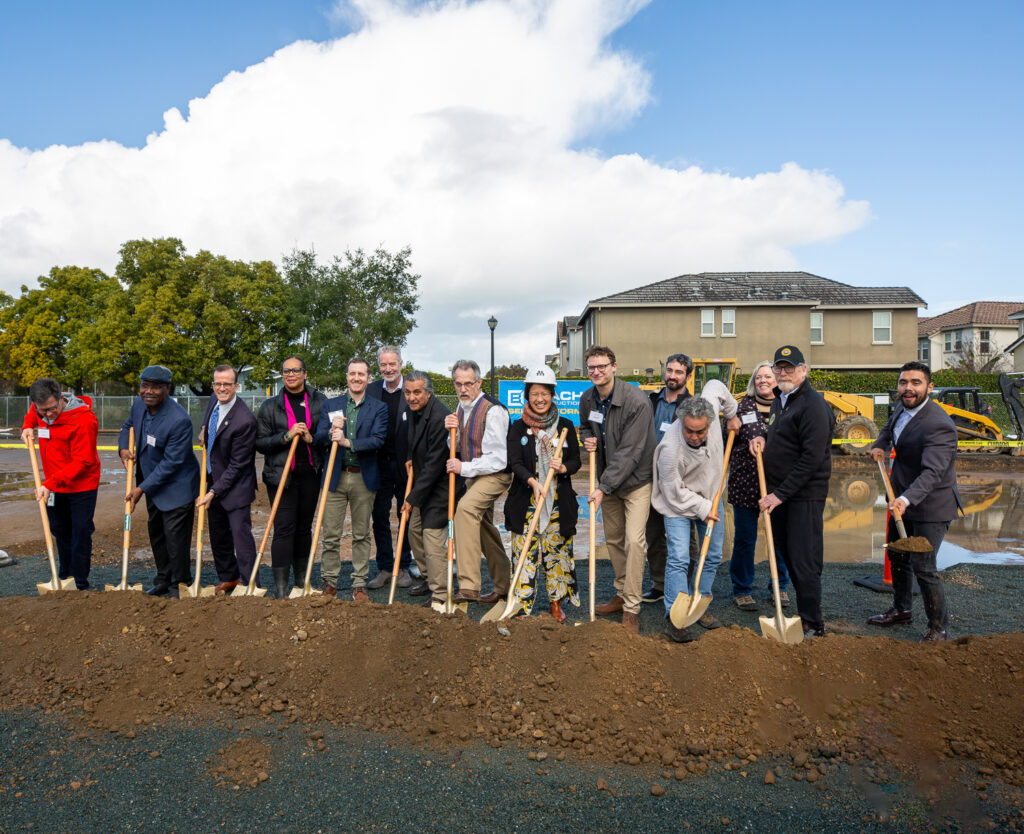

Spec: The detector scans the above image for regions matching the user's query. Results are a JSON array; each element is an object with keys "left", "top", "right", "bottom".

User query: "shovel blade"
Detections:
[
  {"left": 178, "top": 583, "right": 200, "bottom": 598},
  {"left": 759, "top": 614, "right": 804, "bottom": 645},
  {"left": 480, "top": 598, "right": 523, "bottom": 623},
  {"left": 669, "top": 590, "right": 711, "bottom": 629},
  {"left": 199, "top": 586, "right": 217, "bottom": 597}
]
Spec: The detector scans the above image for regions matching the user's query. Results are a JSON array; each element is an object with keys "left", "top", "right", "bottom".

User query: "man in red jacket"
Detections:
[{"left": 21, "top": 377, "right": 101, "bottom": 590}]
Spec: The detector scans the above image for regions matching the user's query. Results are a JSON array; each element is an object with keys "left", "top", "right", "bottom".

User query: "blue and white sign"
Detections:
[{"left": 499, "top": 379, "right": 642, "bottom": 426}]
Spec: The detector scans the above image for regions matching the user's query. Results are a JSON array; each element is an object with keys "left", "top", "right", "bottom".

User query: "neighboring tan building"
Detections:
[
  {"left": 917, "top": 302, "right": 1024, "bottom": 373},
  {"left": 558, "top": 272, "right": 924, "bottom": 376}
]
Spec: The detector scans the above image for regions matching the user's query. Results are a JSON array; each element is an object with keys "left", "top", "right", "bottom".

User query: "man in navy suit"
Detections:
[
  {"left": 365, "top": 346, "right": 415, "bottom": 589},
  {"left": 118, "top": 365, "right": 200, "bottom": 597},
  {"left": 869, "top": 360, "right": 960, "bottom": 642},
  {"left": 197, "top": 365, "right": 258, "bottom": 593},
  {"left": 314, "top": 357, "right": 387, "bottom": 600}
]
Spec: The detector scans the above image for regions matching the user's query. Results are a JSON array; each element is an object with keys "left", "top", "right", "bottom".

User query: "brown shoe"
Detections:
[
  {"left": 214, "top": 580, "right": 240, "bottom": 595},
  {"left": 479, "top": 591, "right": 502, "bottom": 605},
  {"left": 408, "top": 579, "right": 431, "bottom": 597},
  {"left": 321, "top": 583, "right": 337, "bottom": 598},
  {"left": 920, "top": 628, "right": 947, "bottom": 643},
  {"left": 595, "top": 594, "right": 624, "bottom": 615},
  {"left": 454, "top": 589, "right": 479, "bottom": 603},
  {"left": 352, "top": 587, "right": 369, "bottom": 602},
  {"left": 868, "top": 607, "right": 912, "bottom": 627},
  {"left": 549, "top": 600, "right": 567, "bottom": 624},
  {"left": 621, "top": 611, "right": 639, "bottom": 634}
]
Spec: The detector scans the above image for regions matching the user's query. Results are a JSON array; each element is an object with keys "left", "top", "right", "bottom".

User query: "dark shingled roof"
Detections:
[{"left": 589, "top": 272, "right": 924, "bottom": 307}]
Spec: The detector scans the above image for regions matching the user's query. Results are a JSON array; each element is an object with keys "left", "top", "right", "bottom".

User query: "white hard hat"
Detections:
[{"left": 524, "top": 366, "right": 557, "bottom": 387}]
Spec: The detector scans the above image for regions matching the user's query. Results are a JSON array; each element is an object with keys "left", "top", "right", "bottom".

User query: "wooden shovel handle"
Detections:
[
  {"left": 392, "top": 464, "right": 415, "bottom": 579},
  {"left": 246, "top": 434, "right": 299, "bottom": 593},
  {"left": 302, "top": 440, "right": 339, "bottom": 591},
  {"left": 875, "top": 457, "right": 908, "bottom": 540},
  {"left": 26, "top": 437, "right": 60, "bottom": 584},
  {"left": 121, "top": 427, "right": 135, "bottom": 585},
  {"left": 588, "top": 449, "right": 596, "bottom": 623},
  {"left": 689, "top": 429, "right": 736, "bottom": 592}
]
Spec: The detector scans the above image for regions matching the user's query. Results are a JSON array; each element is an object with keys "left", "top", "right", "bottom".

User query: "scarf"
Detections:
[
  {"left": 283, "top": 388, "right": 313, "bottom": 470},
  {"left": 754, "top": 392, "right": 773, "bottom": 414},
  {"left": 521, "top": 401, "right": 558, "bottom": 431}
]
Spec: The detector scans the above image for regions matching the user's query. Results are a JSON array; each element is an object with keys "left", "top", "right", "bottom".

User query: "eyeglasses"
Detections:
[
  {"left": 453, "top": 381, "right": 479, "bottom": 390},
  {"left": 281, "top": 367, "right": 305, "bottom": 375},
  {"left": 212, "top": 382, "right": 237, "bottom": 389},
  {"left": 586, "top": 362, "right": 612, "bottom": 374},
  {"left": 772, "top": 364, "right": 796, "bottom": 374},
  {"left": 35, "top": 403, "right": 61, "bottom": 417}
]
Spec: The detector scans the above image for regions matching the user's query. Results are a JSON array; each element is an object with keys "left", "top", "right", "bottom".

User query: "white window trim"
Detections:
[
  {"left": 871, "top": 311, "right": 892, "bottom": 345},
  {"left": 700, "top": 309, "right": 715, "bottom": 338},
  {"left": 721, "top": 309, "right": 735, "bottom": 338},
  {"left": 810, "top": 311, "right": 824, "bottom": 345}
]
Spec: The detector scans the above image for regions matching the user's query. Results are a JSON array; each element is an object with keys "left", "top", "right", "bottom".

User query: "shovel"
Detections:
[
  {"left": 27, "top": 437, "right": 77, "bottom": 594},
  {"left": 233, "top": 434, "right": 300, "bottom": 598},
  {"left": 289, "top": 440, "right": 338, "bottom": 599},
  {"left": 106, "top": 427, "right": 143, "bottom": 592},
  {"left": 481, "top": 428, "right": 568, "bottom": 623},
  {"left": 754, "top": 446, "right": 803, "bottom": 644},
  {"left": 387, "top": 461, "right": 415, "bottom": 605},
  {"left": 436, "top": 427, "right": 468, "bottom": 616},
  {"left": 669, "top": 430, "right": 735, "bottom": 628},
  {"left": 181, "top": 447, "right": 216, "bottom": 598},
  {"left": 588, "top": 449, "right": 597, "bottom": 623},
  {"left": 875, "top": 458, "right": 909, "bottom": 540}
]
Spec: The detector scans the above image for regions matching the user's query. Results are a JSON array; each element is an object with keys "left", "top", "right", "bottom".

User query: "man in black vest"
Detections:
[
  {"left": 197, "top": 364, "right": 258, "bottom": 592},
  {"left": 868, "top": 361, "right": 960, "bottom": 642}
]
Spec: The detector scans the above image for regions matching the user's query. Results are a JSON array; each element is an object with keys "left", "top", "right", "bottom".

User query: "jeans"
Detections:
[
  {"left": 729, "top": 503, "right": 788, "bottom": 596},
  {"left": 663, "top": 504, "right": 723, "bottom": 619},
  {"left": 47, "top": 489, "right": 97, "bottom": 590}
]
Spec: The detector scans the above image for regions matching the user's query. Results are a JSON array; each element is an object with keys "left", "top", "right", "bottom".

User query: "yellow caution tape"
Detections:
[{"left": 1, "top": 444, "right": 204, "bottom": 451}]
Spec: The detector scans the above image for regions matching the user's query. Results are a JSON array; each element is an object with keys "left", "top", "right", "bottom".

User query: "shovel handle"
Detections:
[
  {"left": 588, "top": 449, "right": 596, "bottom": 623},
  {"left": 446, "top": 427, "right": 457, "bottom": 614},
  {"left": 26, "top": 436, "right": 60, "bottom": 585},
  {"left": 388, "top": 463, "right": 415, "bottom": 605},
  {"left": 302, "top": 440, "right": 339, "bottom": 594},
  {"left": 875, "top": 458, "right": 909, "bottom": 539},
  {"left": 189, "top": 446, "right": 208, "bottom": 595},
  {"left": 245, "top": 434, "right": 299, "bottom": 594},
  {"left": 688, "top": 430, "right": 736, "bottom": 596},
  {"left": 754, "top": 446, "right": 787, "bottom": 628},
  {"left": 122, "top": 427, "right": 135, "bottom": 586}
]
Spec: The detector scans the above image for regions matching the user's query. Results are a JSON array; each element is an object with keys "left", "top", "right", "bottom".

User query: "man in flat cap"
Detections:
[
  {"left": 750, "top": 346, "right": 834, "bottom": 638},
  {"left": 118, "top": 365, "right": 200, "bottom": 597}
]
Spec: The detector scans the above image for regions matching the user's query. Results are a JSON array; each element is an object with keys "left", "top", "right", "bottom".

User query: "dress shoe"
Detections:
[
  {"left": 367, "top": 571, "right": 389, "bottom": 590},
  {"left": 408, "top": 579, "right": 431, "bottom": 597},
  {"left": 621, "top": 611, "right": 640, "bottom": 634},
  {"left": 396, "top": 569, "right": 413, "bottom": 588},
  {"left": 479, "top": 591, "right": 502, "bottom": 605},
  {"left": 803, "top": 624, "right": 826, "bottom": 638},
  {"left": 867, "top": 607, "right": 913, "bottom": 627},
  {"left": 664, "top": 619, "right": 697, "bottom": 643},
  {"left": 641, "top": 587, "right": 664, "bottom": 604},
  {"left": 321, "top": 583, "right": 337, "bottom": 598},
  {"left": 549, "top": 600, "right": 567, "bottom": 624},
  {"left": 352, "top": 587, "right": 369, "bottom": 602},
  {"left": 595, "top": 594, "right": 624, "bottom": 615},
  {"left": 920, "top": 628, "right": 947, "bottom": 643},
  {"left": 733, "top": 595, "right": 758, "bottom": 612},
  {"left": 146, "top": 584, "right": 170, "bottom": 596},
  {"left": 214, "top": 580, "right": 240, "bottom": 595},
  {"left": 698, "top": 612, "right": 721, "bottom": 630},
  {"left": 454, "top": 589, "right": 480, "bottom": 603}
]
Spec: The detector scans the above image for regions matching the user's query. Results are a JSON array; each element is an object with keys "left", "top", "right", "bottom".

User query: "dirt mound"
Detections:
[{"left": 2, "top": 594, "right": 1024, "bottom": 794}]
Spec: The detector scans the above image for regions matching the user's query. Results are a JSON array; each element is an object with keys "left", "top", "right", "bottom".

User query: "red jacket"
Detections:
[{"left": 22, "top": 395, "right": 101, "bottom": 492}]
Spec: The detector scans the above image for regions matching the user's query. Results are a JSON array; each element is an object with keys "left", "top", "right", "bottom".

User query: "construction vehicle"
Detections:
[
  {"left": 639, "top": 358, "right": 738, "bottom": 397},
  {"left": 886, "top": 385, "right": 1006, "bottom": 449},
  {"left": 998, "top": 372, "right": 1024, "bottom": 440}
]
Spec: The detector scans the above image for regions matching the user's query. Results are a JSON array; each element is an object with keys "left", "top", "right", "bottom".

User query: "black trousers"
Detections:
[
  {"left": 47, "top": 489, "right": 97, "bottom": 590},
  {"left": 770, "top": 499, "right": 824, "bottom": 630},
  {"left": 888, "top": 518, "right": 949, "bottom": 630},
  {"left": 269, "top": 469, "right": 319, "bottom": 572},
  {"left": 147, "top": 498, "right": 195, "bottom": 587},
  {"left": 371, "top": 454, "right": 412, "bottom": 573},
  {"left": 207, "top": 500, "right": 258, "bottom": 584}
]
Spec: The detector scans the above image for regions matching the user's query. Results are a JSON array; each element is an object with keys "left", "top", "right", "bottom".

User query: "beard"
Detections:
[
  {"left": 901, "top": 390, "right": 928, "bottom": 409},
  {"left": 778, "top": 379, "right": 797, "bottom": 394}
]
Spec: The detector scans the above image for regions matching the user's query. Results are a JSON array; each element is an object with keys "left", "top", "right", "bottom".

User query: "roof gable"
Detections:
[{"left": 917, "top": 301, "right": 1024, "bottom": 336}]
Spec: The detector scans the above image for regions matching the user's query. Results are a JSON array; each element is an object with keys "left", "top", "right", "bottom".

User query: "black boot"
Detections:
[
  {"left": 272, "top": 567, "right": 291, "bottom": 599},
  {"left": 293, "top": 557, "right": 309, "bottom": 590}
]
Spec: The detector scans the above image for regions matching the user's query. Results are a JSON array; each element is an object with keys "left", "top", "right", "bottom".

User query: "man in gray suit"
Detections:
[{"left": 868, "top": 361, "right": 960, "bottom": 642}]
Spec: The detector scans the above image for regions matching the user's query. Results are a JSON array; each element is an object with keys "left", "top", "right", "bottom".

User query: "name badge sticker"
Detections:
[
  {"left": 402, "top": 411, "right": 407, "bottom": 421},
  {"left": 329, "top": 410, "right": 345, "bottom": 425},
  {"left": 741, "top": 412, "right": 757, "bottom": 425},
  {"left": 37, "top": 428, "right": 50, "bottom": 439},
  {"left": 589, "top": 411, "right": 604, "bottom": 425},
  {"left": 659, "top": 421, "right": 672, "bottom": 434},
  {"left": 146, "top": 434, "right": 157, "bottom": 447}
]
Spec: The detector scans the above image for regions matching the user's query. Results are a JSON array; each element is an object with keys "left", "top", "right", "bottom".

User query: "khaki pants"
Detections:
[
  {"left": 408, "top": 508, "right": 448, "bottom": 602},
  {"left": 454, "top": 472, "right": 512, "bottom": 594},
  {"left": 321, "top": 470, "right": 375, "bottom": 589},
  {"left": 601, "top": 482, "right": 652, "bottom": 614}
]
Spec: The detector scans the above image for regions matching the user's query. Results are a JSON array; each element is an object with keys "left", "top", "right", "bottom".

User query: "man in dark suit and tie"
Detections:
[
  {"left": 118, "top": 365, "right": 200, "bottom": 597},
  {"left": 314, "top": 357, "right": 388, "bottom": 600},
  {"left": 197, "top": 364, "right": 259, "bottom": 593},
  {"left": 365, "top": 346, "right": 415, "bottom": 589},
  {"left": 868, "top": 361, "right": 960, "bottom": 642}
]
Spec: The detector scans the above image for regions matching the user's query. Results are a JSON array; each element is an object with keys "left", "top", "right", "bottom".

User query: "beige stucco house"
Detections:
[
  {"left": 917, "top": 302, "right": 1024, "bottom": 373},
  {"left": 1005, "top": 308, "right": 1024, "bottom": 373},
  {"left": 557, "top": 272, "right": 924, "bottom": 377}
]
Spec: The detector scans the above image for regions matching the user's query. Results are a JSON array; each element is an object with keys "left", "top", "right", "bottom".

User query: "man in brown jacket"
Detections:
[{"left": 578, "top": 346, "right": 657, "bottom": 633}]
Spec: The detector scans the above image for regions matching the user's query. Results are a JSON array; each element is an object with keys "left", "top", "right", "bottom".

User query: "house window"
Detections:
[
  {"left": 721, "top": 309, "right": 735, "bottom": 337},
  {"left": 810, "top": 312, "right": 823, "bottom": 344},
  {"left": 944, "top": 329, "right": 964, "bottom": 352},
  {"left": 701, "top": 309, "right": 714, "bottom": 337},
  {"left": 918, "top": 338, "right": 930, "bottom": 362},
  {"left": 980, "top": 329, "right": 991, "bottom": 354},
  {"left": 872, "top": 311, "right": 892, "bottom": 344}
]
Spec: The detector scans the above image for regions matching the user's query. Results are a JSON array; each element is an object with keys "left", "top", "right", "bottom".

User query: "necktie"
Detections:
[
  {"left": 207, "top": 408, "right": 218, "bottom": 472},
  {"left": 893, "top": 410, "right": 911, "bottom": 445}
]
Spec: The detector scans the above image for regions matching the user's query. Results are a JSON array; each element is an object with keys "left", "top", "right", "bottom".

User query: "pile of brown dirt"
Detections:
[
  {"left": 887, "top": 535, "right": 934, "bottom": 553},
  {"left": 208, "top": 738, "right": 273, "bottom": 789},
  {"left": 2, "top": 594, "right": 1023, "bottom": 796}
]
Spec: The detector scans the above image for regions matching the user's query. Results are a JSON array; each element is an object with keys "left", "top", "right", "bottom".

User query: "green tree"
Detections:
[
  {"left": 94, "top": 238, "right": 297, "bottom": 392},
  {"left": 0, "top": 267, "right": 122, "bottom": 391},
  {"left": 283, "top": 246, "right": 420, "bottom": 388}
]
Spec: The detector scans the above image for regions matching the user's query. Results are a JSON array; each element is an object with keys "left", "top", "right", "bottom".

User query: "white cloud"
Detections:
[{"left": 0, "top": 0, "right": 870, "bottom": 371}]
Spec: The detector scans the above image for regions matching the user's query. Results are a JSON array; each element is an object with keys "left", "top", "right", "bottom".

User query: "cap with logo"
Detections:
[{"left": 772, "top": 345, "right": 806, "bottom": 366}]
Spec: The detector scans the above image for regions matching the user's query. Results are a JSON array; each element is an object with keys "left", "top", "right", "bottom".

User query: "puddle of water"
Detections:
[{"left": 0, "top": 471, "right": 35, "bottom": 494}]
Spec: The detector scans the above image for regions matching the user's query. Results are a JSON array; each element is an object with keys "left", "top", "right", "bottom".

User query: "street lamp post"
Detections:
[{"left": 487, "top": 316, "right": 498, "bottom": 399}]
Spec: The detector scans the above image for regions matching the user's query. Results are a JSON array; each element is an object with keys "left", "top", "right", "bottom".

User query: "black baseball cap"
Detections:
[{"left": 772, "top": 345, "right": 805, "bottom": 366}]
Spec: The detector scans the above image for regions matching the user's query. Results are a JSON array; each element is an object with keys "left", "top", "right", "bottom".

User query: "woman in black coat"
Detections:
[{"left": 505, "top": 368, "right": 581, "bottom": 622}]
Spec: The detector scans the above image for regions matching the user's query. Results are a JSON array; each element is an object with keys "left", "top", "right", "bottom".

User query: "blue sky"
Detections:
[{"left": 1, "top": 0, "right": 1021, "bottom": 366}]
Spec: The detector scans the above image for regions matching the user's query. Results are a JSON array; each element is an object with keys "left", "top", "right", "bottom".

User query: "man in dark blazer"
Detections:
[
  {"left": 401, "top": 370, "right": 453, "bottom": 607},
  {"left": 197, "top": 364, "right": 258, "bottom": 592},
  {"left": 314, "top": 357, "right": 387, "bottom": 599},
  {"left": 868, "top": 360, "right": 960, "bottom": 642},
  {"left": 118, "top": 365, "right": 200, "bottom": 597},
  {"left": 365, "top": 346, "right": 414, "bottom": 588}
]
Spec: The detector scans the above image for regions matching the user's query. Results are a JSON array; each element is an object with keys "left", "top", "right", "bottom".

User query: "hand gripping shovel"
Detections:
[
  {"left": 434, "top": 427, "right": 468, "bottom": 616},
  {"left": 588, "top": 449, "right": 597, "bottom": 623},
  {"left": 27, "top": 437, "right": 77, "bottom": 594},
  {"left": 181, "top": 447, "right": 216, "bottom": 597},
  {"left": 481, "top": 428, "right": 568, "bottom": 623},
  {"left": 233, "top": 435, "right": 300, "bottom": 598},
  {"left": 106, "top": 427, "right": 143, "bottom": 592},
  {"left": 875, "top": 457, "right": 909, "bottom": 541},
  {"left": 387, "top": 461, "right": 415, "bottom": 605},
  {"left": 289, "top": 441, "right": 339, "bottom": 599},
  {"left": 670, "top": 430, "right": 735, "bottom": 628},
  {"left": 754, "top": 446, "right": 803, "bottom": 644}
]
